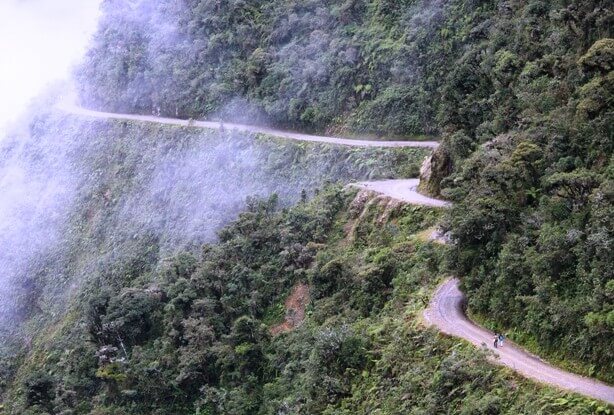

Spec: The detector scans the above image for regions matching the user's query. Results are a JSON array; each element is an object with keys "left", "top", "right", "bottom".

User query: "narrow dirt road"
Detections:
[
  {"left": 423, "top": 278, "right": 614, "bottom": 404},
  {"left": 351, "top": 179, "right": 450, "bottom": 207},
  {"left": 62, "top": 102, "right": 613, "bottom": 404},
  {"left": 59, "top": 105, "right": 439, "bottom": 148}
]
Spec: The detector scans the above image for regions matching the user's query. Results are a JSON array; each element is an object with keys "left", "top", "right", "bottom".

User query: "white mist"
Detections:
[{"left": 0, "top": 0, "right": 101, "bottom": 130}]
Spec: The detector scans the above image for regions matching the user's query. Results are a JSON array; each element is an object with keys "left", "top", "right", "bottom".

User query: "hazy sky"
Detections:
[{"left": 0, "top": 0, "right": 101, "bottom": 129}]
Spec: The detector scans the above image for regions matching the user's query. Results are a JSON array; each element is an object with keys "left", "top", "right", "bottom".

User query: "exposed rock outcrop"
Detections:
[{"left": 418, "top": 145, "right": 453, "bottom": 197}]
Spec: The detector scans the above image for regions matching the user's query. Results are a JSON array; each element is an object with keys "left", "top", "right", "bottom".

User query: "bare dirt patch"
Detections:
[{"left": 270, "top": 283, "right": 310, "bottom": 335}]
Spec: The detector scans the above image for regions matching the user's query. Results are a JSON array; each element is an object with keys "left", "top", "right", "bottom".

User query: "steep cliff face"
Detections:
[
  {"left": 0, "top": 111, "right": 428, "bottom": 408},
  {"left": 1, "top": 0, "right": 613, "bottom": 412},
  {"left": 3, "top": 185, "right": 598, "bottom": 415}
]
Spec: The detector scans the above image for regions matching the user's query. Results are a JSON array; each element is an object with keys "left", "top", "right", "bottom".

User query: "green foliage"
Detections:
[
  {"left": 443, "top": 41, "right": 613, "bottom": 380},
  {"left": 0, "top": 109, "right": 427, "bottom": 410},
  {"left": 400, "top": 4, "right": 614, "bottom": 384},
  {"left": 24, "top": 373, "right": 55, "bottom": 410},
  {"left": 3, "top": 187, "right": 597, "bottom": 414},
  {"left": 3, "top": 0, "right": 613, "bottom": 413},
  {"left": 95, "top": 362, "right": 127, "bottom": 384},
  {"left": 74, "top": 0, "right": 498, "bottom": 137},
  {"left": 579, "top": 38, "right": 614, "bottom": 74}
]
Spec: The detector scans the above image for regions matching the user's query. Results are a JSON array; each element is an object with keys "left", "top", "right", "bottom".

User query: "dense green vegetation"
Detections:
[
  {"left": 2, "top": 187, "right": 606, "bottom": 414},
  {"left": 1, "top": 0, "right": 612, "bottom": 413},
  {"left": 435, "top": 9, "right": 614, "bottom": 381},
  {"left": 78, "top": 0, "right": 614, "bottom": 382},
  {"left": 0, "top": 111, "right": 426, "bottom": 409},
  {"left": 76, "top": 0, "right": 487, "bottom": 136},
  {"left": 0, "top": 110, "right": 425, "bottom": 334}
]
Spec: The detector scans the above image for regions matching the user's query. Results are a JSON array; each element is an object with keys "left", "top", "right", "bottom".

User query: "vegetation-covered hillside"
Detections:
[
  {"left": 2, "top": 187, "right": 606, "bottom": 414},
  {"left": 437, "top": 15, "right": 613, "bottom": 381},
  {"left": 0, "top": 110, "right": 425, "bottom": 318},
  {"left": 0, "top": 111, "right": 425, "bottom": 405},
  {"left": 75, "top": 0, "right": 494, "bottom": 136},
  {"left": 0, "top": 0, "right": 612, "bottom": 413},
  {"left": 78, "top": 0, "right": 613, "bottom": 381},
  {"left": 78, "top": 1, "right": 611, "bottom": 137}
]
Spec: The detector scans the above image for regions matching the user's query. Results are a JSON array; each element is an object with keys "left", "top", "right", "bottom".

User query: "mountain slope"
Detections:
[
  {"left": 2, "top": 186, "right": 609, "bottom": 414},
  {"left": 77, "top": 0, "right": 613, "bottom": 381},
  {"left": 0, "top": 0, "right": 612, "bottom": 413}
]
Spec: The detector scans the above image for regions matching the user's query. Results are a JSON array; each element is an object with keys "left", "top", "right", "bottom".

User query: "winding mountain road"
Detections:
[
  {"left": 351, "top": 178, "right": 450, "bottom": 207},
  {"left": 62, "top": 102, "right": 613, "bottom": 404},
  {"left": 58, "top": 105, "right": 439, "bottom": 148},
  {"left": 424, "top": 278, "right": 614, "bottom": 404}
]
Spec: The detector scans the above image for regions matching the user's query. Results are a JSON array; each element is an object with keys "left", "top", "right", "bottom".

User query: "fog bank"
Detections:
[{"left": 0, "top": 0, "right": 100, "bottom": 130}]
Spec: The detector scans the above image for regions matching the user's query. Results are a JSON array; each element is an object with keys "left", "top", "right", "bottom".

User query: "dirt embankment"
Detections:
[{"left": 270, "top": 283, "right": 310, "bottom": 336}]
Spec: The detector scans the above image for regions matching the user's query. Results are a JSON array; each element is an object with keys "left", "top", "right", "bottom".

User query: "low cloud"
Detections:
[{"left": 0, "top": 0, "right": 100, "bottom": 130}]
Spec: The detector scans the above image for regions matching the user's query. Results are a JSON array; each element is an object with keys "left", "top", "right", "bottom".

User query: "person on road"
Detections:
[
  {"left": 493, "top": 333, "right": 499, "bottom": 348},
  {"left": 498, "top": 333, "right": 505, "bottom": 347}
]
